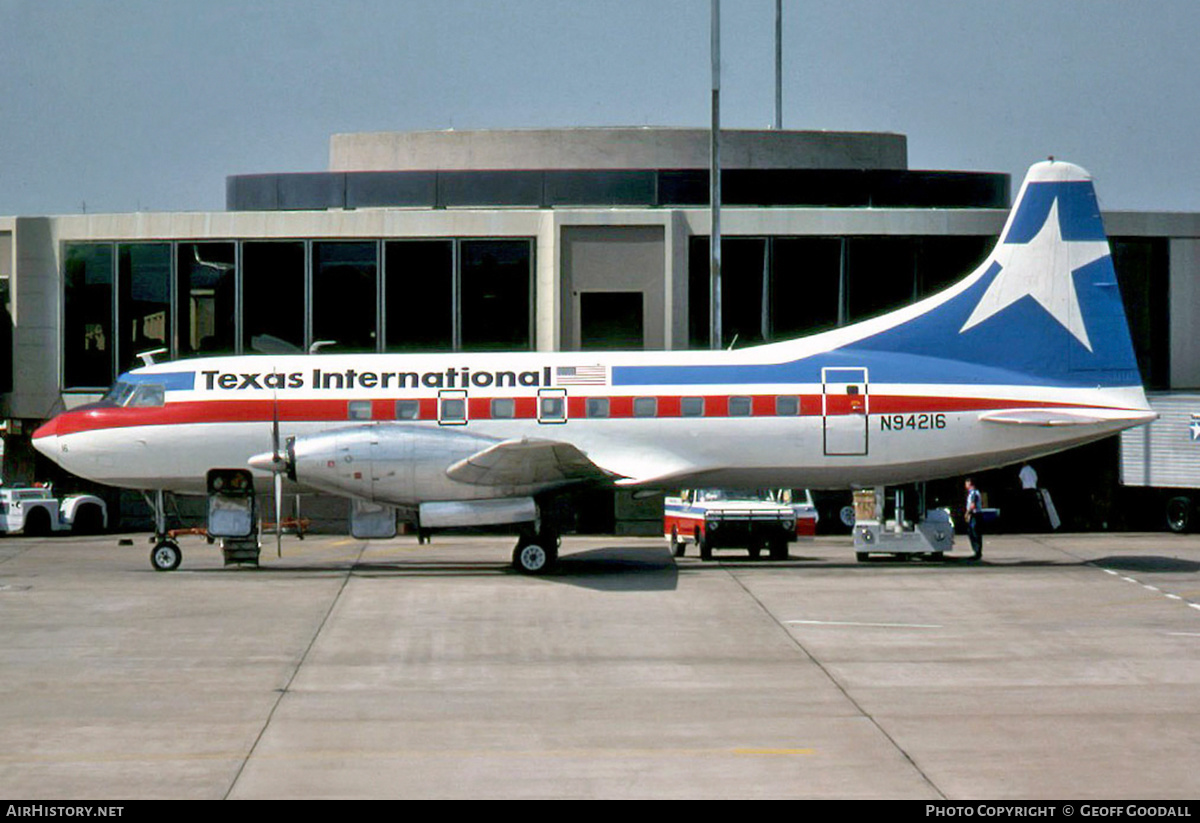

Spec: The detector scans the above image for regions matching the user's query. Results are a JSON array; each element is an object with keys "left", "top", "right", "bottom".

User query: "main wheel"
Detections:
[
  {"left": 698, "top": 531, "right": 713, "bottom": 561},
  {"left": 150, "top": 540, "right": 182, "bottom": 572},
  {"left": 1166, "top": 496, "right": 1191, "bottom": 533},
  {"left": 855, "top": 551, "right": 870, "bottom": 563},
  {"left": 748, "top": 543, "right": 762, "bottom": 560},
  {"left": 512, "top": 541, "right": 557, "bottom": 574}
]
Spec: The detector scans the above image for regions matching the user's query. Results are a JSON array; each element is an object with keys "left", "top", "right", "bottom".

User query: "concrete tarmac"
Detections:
[{"left": 0, "top": 531, "right": 1198, "bottom": 799}]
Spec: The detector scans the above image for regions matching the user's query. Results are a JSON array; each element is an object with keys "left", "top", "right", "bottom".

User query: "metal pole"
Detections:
[
  {"left": 710, "top": 0, "right": 722, "bottom": 350},
  {"left": 775, "top": 0, "right": 783, "bottom": 130}
]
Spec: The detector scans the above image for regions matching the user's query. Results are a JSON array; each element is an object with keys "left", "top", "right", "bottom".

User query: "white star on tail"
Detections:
[{"left": 960, "top": 199, "right": 1110, "bottom": 351}]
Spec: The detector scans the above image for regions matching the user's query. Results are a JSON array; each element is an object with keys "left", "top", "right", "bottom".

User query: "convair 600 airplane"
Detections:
[{"left": 33, "top": 161, "right": 1155, "bottom": 572}]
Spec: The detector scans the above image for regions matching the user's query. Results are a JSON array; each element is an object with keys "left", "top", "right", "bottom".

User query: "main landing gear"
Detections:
[
  {"left": 146, "top": 489, "right": 182, "bottom": 572},
  {"left": 511, "top": 524, "right": 560, "bottom": 575}
]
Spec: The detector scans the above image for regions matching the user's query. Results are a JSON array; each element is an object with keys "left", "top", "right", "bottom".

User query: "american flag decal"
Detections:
[{"left": 555, "top": 365, "right": 607, "bottom": 385}]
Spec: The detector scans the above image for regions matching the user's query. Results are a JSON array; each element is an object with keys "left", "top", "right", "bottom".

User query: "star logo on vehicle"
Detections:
[
  {"left": 1190, "top": 414, "right": 1200, "bottom": 442},
  {"left": 960, "top": 199, "right": 1110, "bottom": 351}
]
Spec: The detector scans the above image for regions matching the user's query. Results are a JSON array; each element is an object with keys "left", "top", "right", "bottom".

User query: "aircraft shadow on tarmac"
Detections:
[
  {"left": 1091, "top": 555, "right": 1200, "bottom": 574},
  {"left": 175, "top": 547, "right": 1200, "bottom": 588},
  {"left": 203, "top": 545, "right": 683, "bottom": 592}
]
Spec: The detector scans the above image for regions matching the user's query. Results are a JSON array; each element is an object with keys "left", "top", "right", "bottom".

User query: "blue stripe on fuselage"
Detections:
[{"left": 120, "top": 371, "right": 196, "bottom": 391}]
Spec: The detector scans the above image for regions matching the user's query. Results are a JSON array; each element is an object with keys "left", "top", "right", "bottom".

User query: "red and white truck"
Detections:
[{"left": 663, "top": 489, "right": 818, "bottom": 560}]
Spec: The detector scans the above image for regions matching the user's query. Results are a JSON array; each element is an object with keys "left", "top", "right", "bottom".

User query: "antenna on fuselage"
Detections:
[{"left": 136, "top": 348, "right": 169, "bottom": 367}]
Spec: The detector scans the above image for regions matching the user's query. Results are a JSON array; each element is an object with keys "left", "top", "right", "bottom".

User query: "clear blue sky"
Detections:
[{"left": 2, "top": 0, "right": 1198, "bottom": 214}]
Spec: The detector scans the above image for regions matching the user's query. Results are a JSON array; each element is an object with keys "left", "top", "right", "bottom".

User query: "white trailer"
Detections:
[{"left": 1120, "top": 393, "right": 1200, "bottom": 532}]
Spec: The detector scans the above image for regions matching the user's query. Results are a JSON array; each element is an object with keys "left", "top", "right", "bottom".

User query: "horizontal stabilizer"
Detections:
[{"left": 980, "top": 408, "right": 1157, "bottom": 427}]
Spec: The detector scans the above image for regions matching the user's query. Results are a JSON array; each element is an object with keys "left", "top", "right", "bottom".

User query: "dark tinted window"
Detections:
[
  {"left": 385, "top": 240, "right": 453, "bottom": 352},
  {"left": 313, "top": 242, "right": 377, "bottom": 352},
  {"left": 178, "top": 243, "right": 236, "bottom": 357},
  {"left": 64, "top": 244, "right": 114, "bottom": 388},
  {"left": 117, "top": 244, "right": 170, "bottom": 374},
  {"left": 243, "top": 242, "right": 305, "bottom": 353},
  {"left": 460, "top": 240, "right": 531, "bottom": 351}
]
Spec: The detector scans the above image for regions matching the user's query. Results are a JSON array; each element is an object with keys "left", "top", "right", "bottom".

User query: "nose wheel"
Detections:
[{"left": 150, "top": 540, "right": 182, "bottom": 572}]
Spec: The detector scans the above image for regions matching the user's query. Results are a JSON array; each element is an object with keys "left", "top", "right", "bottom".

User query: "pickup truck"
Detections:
[
  {"left": 0, "top": 485, "right": 108, "bottom": 536},
  {"left": 664, "top": 489, "right": 817, "bottom": 560}
]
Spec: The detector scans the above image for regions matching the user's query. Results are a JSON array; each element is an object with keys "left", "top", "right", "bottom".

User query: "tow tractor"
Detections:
[{"left": 0, "top": 484, "right": 108, "bottom": 536}]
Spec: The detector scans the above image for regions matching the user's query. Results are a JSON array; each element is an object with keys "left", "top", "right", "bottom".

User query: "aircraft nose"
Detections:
[
  {"left": 32, "top": 417, "right": 59, "bottom": 441},
  {"left": 32, "top": 418, "right": 60, "bottom": 460}
]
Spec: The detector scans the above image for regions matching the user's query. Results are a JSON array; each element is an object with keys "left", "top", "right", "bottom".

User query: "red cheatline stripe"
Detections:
[{"left": 43, "top": 394, "right": 1126, "bottom": 437}]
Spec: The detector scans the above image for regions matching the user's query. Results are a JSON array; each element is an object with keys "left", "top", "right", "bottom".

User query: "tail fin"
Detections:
[
  {"left": 612, "top": 160, "right": 1144, "bottom": 393},
  {"left": 843, "top": 160, "right": 1142, "bottom": 388}
]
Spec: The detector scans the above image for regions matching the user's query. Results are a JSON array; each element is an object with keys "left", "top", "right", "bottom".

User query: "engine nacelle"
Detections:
[{"left": 284, "top": 424, "right": 529, "bottom": 505}]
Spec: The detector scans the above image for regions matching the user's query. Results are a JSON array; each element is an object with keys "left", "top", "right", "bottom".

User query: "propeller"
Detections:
[{"left": 248, "top": 379, "right": 297, "bottom": 556}]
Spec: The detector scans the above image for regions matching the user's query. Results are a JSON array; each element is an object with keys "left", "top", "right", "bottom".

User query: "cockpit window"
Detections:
[
  {"left": 102, "top": 381, "right": 137, "bottom": 406},
  {"left": 126, "top": 384, "right": 165, "bottom": 408},
  {"left": 103, "top": 379, "right": 166, "bottom": 407}
]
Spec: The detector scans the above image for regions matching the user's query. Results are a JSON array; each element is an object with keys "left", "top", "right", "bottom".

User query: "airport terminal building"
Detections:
[{"left": 1, "top": 128, "right": 1198, "bottom": 531}]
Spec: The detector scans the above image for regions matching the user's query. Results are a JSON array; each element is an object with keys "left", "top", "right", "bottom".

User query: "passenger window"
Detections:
[
  {"left": 491, "top": 398, "right": 515, "bottom": 419},
  {"left": 348, "top": 400, "right": 372, "bottom": 420},
  {"left": 395, "top": 400, "right": 420, "bottom": 420},
  {"left": 438, "top": 390, "right": 467, "bottom": 425},
  {"left": 729, "top": 396, "right": 752, "bottom": 416},
  {"left": 775, "top": 396, "right": 799, "bottom": 416},
  {"left": 681, "top": 397, "right": 704, "bottom": 417},
  {"left": 127, "top": 384, "right": 165, "bottom": 407},
  {"left": 633, "top": 397, "right": 657, "bottom": 418},
  {"left": 586, "top": 397, "right": 609, "bottom": 418},
  {"left": 538, "top": 389, "right": 567, "bottom": 424}
]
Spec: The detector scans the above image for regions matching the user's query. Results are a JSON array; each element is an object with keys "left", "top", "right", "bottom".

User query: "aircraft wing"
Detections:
[
  {"left": 979, "top": 408, "right": 1157, "bottom": 427},
  {"left": 446, "top": 438, "right": 611, "bottom": 487},
  {"left": 446, "top": 437, "right": 700, "bottom": 488}
]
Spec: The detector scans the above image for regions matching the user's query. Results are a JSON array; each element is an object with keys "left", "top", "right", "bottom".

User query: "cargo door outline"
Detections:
[{"left": 822, "top": 367, "right": 869, "bottom": 456}]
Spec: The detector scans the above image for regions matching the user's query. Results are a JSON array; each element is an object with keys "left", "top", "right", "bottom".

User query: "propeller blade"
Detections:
[
  {"left": 274, "top": 470, "right": 283, "bottom": 558},
  {"left": 272, "top": 383, "right": 282, "bottom": 556},
  {"left": 272, "top": 397, "right": 282, "bottom": 467}
]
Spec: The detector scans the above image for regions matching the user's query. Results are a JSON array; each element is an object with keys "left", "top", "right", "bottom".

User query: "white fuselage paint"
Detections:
[{"left": 35, "top": 350, "right": 1151, "bottom": 503}]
